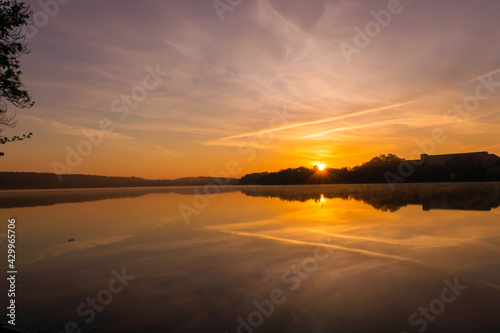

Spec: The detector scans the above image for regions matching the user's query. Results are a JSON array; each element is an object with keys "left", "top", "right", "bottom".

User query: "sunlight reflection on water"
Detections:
[{"left": 1, "top": 183, "right": 499, "bottom": 332}]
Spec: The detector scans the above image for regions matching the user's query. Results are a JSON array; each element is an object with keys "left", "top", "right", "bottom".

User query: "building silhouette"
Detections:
[{"left": 417, "top": 151, "right": 499, "bottom": 167}]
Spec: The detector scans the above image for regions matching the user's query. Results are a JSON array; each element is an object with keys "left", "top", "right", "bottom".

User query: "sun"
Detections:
[{"left": 317, "top": 162, "right": 326, "bottom": 171}]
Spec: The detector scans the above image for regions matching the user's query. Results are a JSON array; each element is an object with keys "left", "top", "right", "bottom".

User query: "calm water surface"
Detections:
[{"left": 1, "top": 183, "right": 499, "bottom": 333}]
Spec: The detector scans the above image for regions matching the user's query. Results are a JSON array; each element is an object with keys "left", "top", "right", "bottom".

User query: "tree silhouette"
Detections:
[
  {"left": 239, "top": 153, "right": 500, "bottom": 185},
  {"left": 0, "top": 0, "right": 34, "bottom": 155}
]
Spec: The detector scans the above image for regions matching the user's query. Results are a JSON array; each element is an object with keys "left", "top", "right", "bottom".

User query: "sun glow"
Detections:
[{"left": 317, "top": 162, "right": 326, "bottom": 171}]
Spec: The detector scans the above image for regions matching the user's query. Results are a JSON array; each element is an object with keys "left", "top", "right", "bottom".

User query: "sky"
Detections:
[{"left": 1, "top": 0, "right": 500, "bottom": 179}]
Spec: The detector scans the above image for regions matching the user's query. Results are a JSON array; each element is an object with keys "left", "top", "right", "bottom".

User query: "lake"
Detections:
[{"left": 1, "top": 183, "right": 499, "bottom": 333}]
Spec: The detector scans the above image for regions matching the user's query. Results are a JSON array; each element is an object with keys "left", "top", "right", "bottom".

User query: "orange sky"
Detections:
[{"left": 1, "top": 0, "right": 500, "bottom": 179}]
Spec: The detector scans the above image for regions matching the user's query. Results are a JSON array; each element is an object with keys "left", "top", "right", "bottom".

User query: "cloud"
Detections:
[
  {"left": 207, "top": 97, "right": 422, "bottom": 145},
  {"left": 21, "top": 116, "right": 132, "bottom": 141},
  {"left": 5, "top": 0, "right": 500, "bottom": 177},
  {"left": 149, "top": 144, "right": 186, "bottom": 158}
]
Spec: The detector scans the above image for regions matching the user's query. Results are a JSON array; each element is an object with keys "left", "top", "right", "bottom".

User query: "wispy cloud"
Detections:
[
  {"left": 3, "top": 0, "right": 500, "bottom": 177},
  {"left": 22, "top": 116, "right": 132, "bottom": 141},
  {"left": 303, "top": 118, "right": 420, "bottom": 138},
  {"left": 207, "top": 98, "right": 422, "bottom": 145}
]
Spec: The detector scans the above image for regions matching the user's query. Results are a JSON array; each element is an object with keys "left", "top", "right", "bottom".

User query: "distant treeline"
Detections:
[
  {"left": 2, "top": 153, "right": 500, "bottom": 190},
  {"left": 239, "top": 154, "right": 500, "bottom": 185},
  {"left": 0, "top": 172, "right": 239, "bottom": 190}
]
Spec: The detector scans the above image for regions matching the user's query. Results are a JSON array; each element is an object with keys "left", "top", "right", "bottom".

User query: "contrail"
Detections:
[
  {"left": 208, "top": 227, "right": 434, "bottom": 268},
  {"left": 208, "top": 227, "right": 500, "bottom": 291},
  {"left": 212, "top": 98, "right": 421, "bottom": 142},
  {"left": 303, "top": 118, "right": 418, "bottom": 138},
  {"left": 464, "top": 67, "right": 500, "bottom": 84}
]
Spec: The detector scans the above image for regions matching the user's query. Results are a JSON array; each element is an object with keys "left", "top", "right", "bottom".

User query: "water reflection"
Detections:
[
  {"left": 2, "top": 183, "right": 500, "bottom": 211},
  {"left": 240, "top": 183, "right": 500, "bottom": 211},
  {"left": 0, "top": 186, "right": 235, "bottom": 209},
  {"left": 1, "top": 184, "right": 499, "bottom": 332}
]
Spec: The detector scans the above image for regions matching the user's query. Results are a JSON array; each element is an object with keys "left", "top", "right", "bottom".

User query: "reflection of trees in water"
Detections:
[
  {"left": 240, "top": 183, "right": 500, "bottom": 212},
  {"left": 0, "top": 188, "right": 161, "bottom": 209},
  {"left": 2, "top": 183, "right": 499, "bottom": 211},
  {"left": 0, "top": 187, "right": 238, "bottom": 209}
]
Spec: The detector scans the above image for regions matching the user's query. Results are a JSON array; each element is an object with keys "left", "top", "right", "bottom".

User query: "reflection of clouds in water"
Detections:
[
  {"left": 4, "top": 185, "right": 500, "bottom": 332},
  {"left": 307, "top": 229, "right": 490, "bottom": 249},
  {"left": 207, "top": 227, "right": 436, "bottom": 269}
]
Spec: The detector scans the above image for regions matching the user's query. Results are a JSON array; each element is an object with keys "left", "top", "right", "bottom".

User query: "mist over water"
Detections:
[{"left": 1, "top": 183, "right": 500, "bottom": 332}]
